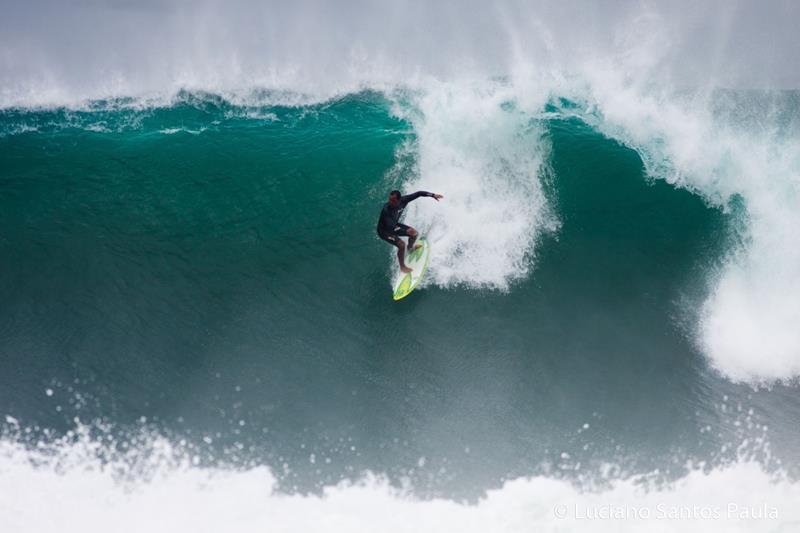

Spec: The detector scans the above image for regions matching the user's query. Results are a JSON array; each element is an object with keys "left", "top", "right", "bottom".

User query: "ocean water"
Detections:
[{"left": 3, "top": 1, "right": 800, "bottom": 532}]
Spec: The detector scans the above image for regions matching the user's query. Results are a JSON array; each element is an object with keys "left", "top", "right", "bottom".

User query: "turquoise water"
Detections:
[{"left": 2, "top": 91, "right": 799, "bottom": 501}]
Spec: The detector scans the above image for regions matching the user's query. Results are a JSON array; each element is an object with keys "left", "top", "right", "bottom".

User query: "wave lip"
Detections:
[{"left": 567, "top": 62, "right": 800, "bottom": 383}]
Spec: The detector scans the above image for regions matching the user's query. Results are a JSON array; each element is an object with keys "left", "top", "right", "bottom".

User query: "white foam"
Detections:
[
  {"left": 388, "top": 81, "right": 557, "bottom": 289},
  {"left": 1, "top": 430, "right": 798, "bottom": 533}
]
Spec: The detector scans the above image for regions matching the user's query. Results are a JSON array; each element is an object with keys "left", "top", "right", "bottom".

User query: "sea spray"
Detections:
[{"left": 388, "top": 82, "right": 558, "bottom": 288}]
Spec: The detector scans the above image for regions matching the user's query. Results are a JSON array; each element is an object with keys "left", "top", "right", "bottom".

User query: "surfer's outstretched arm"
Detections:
[{"left": 400, "top": 191, "right": 444, "bottom": 205}]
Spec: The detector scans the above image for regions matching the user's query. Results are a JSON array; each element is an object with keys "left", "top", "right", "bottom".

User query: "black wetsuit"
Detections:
[{"left": 376, "top": 191, "right": 435, "bottom": 247}]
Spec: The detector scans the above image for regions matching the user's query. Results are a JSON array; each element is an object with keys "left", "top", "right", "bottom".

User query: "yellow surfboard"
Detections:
[{"left": 392, "top": 238, "right": 431, "bottom": 301}]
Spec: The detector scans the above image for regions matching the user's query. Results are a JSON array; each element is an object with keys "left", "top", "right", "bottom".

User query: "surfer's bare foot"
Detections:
[
  {"left": 410, "top": 243, "right": 422, "bottom": 252},
  {"left": 401, "top": 265, "right": 412, "bottom": 273}
]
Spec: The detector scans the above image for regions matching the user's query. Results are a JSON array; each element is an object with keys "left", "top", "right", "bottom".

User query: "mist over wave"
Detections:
[{"left": 2, "top": 0, "right": 799, "bottom": 108}]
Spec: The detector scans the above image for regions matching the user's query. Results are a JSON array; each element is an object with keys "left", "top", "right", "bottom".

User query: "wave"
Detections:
[{"left": 3, "top": 81, "right": 800, "bottom": 384}]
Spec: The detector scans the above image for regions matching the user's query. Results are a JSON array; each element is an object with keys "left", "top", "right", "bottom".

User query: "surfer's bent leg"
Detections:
[
  {"left": 395, "top": 239, "right": 411, "bottom": 272},
  {"left": 379, "top": 230, "right": 412, "bottom": 273},
  {"left": 406, "top": 227, "right": 419, "bottom": 253}
]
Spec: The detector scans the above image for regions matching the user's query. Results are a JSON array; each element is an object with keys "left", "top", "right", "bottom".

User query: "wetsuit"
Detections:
[{"left": 376, "top": 191, "right": 435, "bottom": 247}]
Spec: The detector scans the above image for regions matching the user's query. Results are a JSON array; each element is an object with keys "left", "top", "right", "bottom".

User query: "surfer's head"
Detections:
[{"left": 388, "top": 190, "right": 402, "bottom": 207}]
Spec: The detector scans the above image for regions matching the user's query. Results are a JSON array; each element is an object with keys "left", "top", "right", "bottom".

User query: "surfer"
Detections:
[{"left": 377, "top": 190, "right": 443, "bottom": 273}]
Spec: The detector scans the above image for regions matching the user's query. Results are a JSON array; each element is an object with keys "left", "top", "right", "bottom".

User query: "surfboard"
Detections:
[{"left": 392, "top": 238, "right": 431, "bottom": 301}]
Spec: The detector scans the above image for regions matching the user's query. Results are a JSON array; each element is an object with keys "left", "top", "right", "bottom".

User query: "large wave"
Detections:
[
  {"left": 3, "top": 93, "right": 800, "bottom": 383},
  {"left": 3, "top": 89, "right": 799, "bottom": 385}
]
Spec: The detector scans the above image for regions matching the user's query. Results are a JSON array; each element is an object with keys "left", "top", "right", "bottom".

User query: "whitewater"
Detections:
[{"left": 2, "top": 1, "right": 800, "bottom": 531}]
